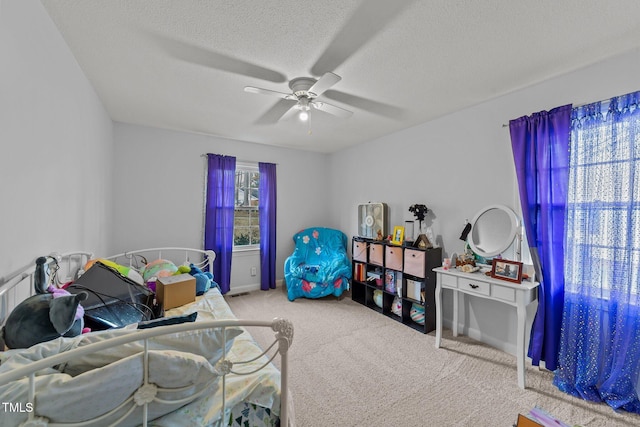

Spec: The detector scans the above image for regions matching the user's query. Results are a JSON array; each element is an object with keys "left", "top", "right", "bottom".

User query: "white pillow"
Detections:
[
  {"left": 0, "top": 349, "right": 220, "bottom": 426},
  {"left": 60, "top": 324, "right": 242, "bottom": 376}
]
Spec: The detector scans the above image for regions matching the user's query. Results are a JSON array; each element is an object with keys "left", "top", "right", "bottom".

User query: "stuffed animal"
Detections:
[
  {"left": 175, "top": 265, "right": 191, "bottom": 275},
  {"left": 188, "top": 263, "right": 215, "bottom": 295},
  {"left": 0, "top": 256, "right": 89, "bottom": 349},
  {"left": 172, "top": 263, "right": 216, "bottom": 295}
]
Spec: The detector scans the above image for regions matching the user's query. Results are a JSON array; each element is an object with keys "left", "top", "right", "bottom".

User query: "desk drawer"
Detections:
[
  {"left": 403, "top": 249, "right": 425, "bottom": 278},
  {"left": 440, "top": 273, "right": 457, "bottom": 289},
  {"left": 369, "top": 243, "right": 384, "bottom": 266},
  {"left": 460, "top": 278, "right": 490, "bottom": 296},
  {"left": 492, "top": 285, "right": 515, "bottom": 302},
  {"left": 353, "top": 240, "right": 367, "bottom": 262},
  {"left": 385, "top": 246, "right": 403, "bottom": 271}
]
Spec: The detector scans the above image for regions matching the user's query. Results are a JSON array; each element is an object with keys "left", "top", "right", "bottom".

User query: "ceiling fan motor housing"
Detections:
[
  {"left": 289, "top": 77, "right": 317, "bottom": 98},
  {"left": 244, "top": 72, "right": 352, "bottom": 121}
]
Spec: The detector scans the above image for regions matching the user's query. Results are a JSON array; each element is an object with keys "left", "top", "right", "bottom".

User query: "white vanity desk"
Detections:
[{"left": 433, "top": 266, "right": 539, "bottom": 389}]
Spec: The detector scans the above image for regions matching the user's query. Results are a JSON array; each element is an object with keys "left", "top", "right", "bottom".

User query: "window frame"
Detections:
[{"left": 233, "top": 162, "right": 260, "bottom": 252}]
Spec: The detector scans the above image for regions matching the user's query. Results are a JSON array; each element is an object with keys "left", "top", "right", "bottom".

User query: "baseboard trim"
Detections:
[
  {"left": 227, "top": 279, "right": 285, "bottom": 296},
  {"left": 226, "top": 283, "right": 260, "bottom": 296}
]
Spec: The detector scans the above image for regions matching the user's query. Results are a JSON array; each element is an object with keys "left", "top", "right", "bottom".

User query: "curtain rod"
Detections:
[
  {"left": 501, "top": 97, "right": 618, "bottom": 128},
  {"left": 200, "top": 154, "right": 278, "bottom": 164}
]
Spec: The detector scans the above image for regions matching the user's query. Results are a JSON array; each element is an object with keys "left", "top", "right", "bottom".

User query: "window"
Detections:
[
  {"left": 565, "top": 100, "right": 640, "bottom": 298},
  {"left": 234, "top": 163, "right": 260, "bottom": 248}
]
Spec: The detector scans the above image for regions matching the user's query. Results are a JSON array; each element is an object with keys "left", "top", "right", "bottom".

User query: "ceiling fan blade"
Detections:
[
  {"left": 157, "top": 34, "right": 286, "bottom": 83},
  {"left": 244, "top": 86, "right": 297, "bottom": 100},
  {"left": 310, "top": 1, "right": 416, "bottom": 76},
  {"left": 308, "top": 72, "right": 341, "bottom": 97},
  {"left": 323, "top": 90, "right": 405, "bottom": 119},
  {"left": 312, "top": 101, "right": 353, "bottom": 119},
  {"left": 255, "top": 99, "right": 298, "bottom": 125}
]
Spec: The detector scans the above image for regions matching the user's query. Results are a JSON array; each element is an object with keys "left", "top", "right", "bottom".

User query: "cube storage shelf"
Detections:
[{"left": 351, "top": 237, "right": 442, "bottom": 333}]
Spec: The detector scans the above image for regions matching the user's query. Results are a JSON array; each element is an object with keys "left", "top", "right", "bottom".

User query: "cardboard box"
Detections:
[{"left": 156, "top": 274, "right": 196, "bottom": 310}]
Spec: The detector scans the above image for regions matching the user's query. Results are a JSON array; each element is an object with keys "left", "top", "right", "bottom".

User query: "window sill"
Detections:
[{"left": 233, "top": 246, "right": 260, "bottom": 254}]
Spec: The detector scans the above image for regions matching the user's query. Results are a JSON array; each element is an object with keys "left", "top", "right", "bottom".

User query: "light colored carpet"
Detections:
[{"left": 225, "top": 287, "right": 639, "bottom": 427}]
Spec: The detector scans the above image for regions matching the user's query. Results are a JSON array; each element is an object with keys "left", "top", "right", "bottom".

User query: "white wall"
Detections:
[
  {"left": 112, "top": 123, "right": 331, "bottom": 290},
  {"left": 328, "top": 47, "right": 640, "bottom": 356},
  {"left": 5, "top": 0, "right": 640, "bottom": 357},
  {"left": 0, "top": 0, "right": 113, "bottom": 276}
]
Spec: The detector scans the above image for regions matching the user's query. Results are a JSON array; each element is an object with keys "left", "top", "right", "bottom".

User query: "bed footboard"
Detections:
[{"left": 0, "top": 317, "right": 293, "bottom": 426}]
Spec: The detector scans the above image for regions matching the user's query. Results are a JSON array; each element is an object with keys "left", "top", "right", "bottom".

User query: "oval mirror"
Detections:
[{"left": 468, "top": 205, "right": 519, "bottom": 258}]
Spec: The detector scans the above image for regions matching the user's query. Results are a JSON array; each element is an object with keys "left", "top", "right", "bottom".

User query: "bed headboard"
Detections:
[
  {"left": 0, "top": 251, "right": 93, "bottom": 326},
  {"left": 104, "top": 247, "right": 216, "bottom": 273}
]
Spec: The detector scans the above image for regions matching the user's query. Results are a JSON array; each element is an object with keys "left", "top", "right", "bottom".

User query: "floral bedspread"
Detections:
[{"left": 151, "top": 289, "right": 287, "bottom": 426}]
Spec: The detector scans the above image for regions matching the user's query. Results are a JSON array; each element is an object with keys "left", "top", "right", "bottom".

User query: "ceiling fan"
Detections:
[{"left": 244, "top": 72, "right": 353, "bottom": 122}]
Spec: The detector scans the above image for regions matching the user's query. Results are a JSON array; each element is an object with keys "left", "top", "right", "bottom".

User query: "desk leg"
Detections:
[
  {"left": 516, "top": 303, "right": 526, "bottom": 389},
  {"left": 452, "top": 289, "right": 459, "bottom": 337},
  {"left": 435, "top": 281, "right": 442, "bottom": 348}
]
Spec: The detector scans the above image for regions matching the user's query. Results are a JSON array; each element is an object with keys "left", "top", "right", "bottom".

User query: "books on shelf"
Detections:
[
  {"left": 385, "top": 271, "right": 396, "bottom": 293},
  {"left": 366, "top": 270, "right": 383, "bottom": 287},
  {"left": 354, "top": 263, "right": 366, "bottom": 282},
  {"left": 385, "top": 270, "right": 402, "bottom": 293}
]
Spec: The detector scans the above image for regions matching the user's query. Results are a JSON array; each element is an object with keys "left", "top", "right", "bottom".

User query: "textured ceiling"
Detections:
[{"left": 41, "top": 0, "right": 640, "bottom": 153}]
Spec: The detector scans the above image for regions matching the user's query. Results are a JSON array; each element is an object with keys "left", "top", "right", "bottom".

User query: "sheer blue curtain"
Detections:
[
  {"left": 509, "top": 104, "right": 572, "bottom": 371},
  {"left": 204, "top": 154, "right": 236, "bottom": 294},
  {"left": 259, "top": 162, "right": 277, "bottom": 290},
  {"left": 553, "top": 92, "right": 640, "bottom": 412}
]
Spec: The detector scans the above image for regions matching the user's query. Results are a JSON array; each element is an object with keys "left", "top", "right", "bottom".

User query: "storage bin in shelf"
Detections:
[
  {"left": 385, "top": 245, "right": 403, "bottom": 271},
  {"left": 369, "top": 243, "right": 384, "bottom": 266},
  {"left": 353, "top": 239, "right": 368, "bottom": 262},
  {"left": 404, "top": 248, "right": 426, "bottom": 278}
]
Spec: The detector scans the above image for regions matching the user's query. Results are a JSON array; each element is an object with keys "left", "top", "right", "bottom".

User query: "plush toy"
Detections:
[
  {"left": 188, "top": 263, "right": 215, "bottom": 295},
  {"left": 175, "top": 265, "right": 191, "bottom": 275},
  {"left": 171, "top": 263, "right": 216, "bottom": 295},
  {"left": 0, "top": 256, "right": 89, "bottom": 349},
  {"left": 140, "top": 259, "right": 178, "bottom": 282}
]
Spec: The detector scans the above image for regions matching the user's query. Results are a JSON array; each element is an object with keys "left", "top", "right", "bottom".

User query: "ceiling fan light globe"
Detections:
[{"left": 299, "top": 110, "right": 309, "bottom": 121}]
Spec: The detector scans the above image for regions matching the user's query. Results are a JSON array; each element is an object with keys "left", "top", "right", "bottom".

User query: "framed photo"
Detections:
[
  {"left": 391, "top": 226, "right": 404, "bottom": 245},
  {"left": 491, "top": 259, "right": 523, "bottom": 283}
]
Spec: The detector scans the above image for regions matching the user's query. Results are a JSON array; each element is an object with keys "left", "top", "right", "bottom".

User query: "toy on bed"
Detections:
[
  {"left": 0, "top": 256, "right": 88, "bottom": 350},
  {"left": 0, "top": 248, "right": 293, "bottom": 427},
  {"left": 284, "top": 227, "right": 352, "bottom": 301},
  {"left": 85, "top": 254, "right": 217, "bottom": 296},
  {"left": 100, "top": 251, "right": 218, "bottom": 295},
  {"left": 175, "top": 263, "right": 215, "bottom": 295}
]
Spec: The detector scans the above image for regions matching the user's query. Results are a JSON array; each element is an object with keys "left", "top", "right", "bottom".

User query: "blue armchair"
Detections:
[{"left": 284, "top": 227, "right": 351, "bottom": 301}]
